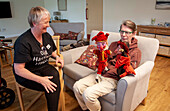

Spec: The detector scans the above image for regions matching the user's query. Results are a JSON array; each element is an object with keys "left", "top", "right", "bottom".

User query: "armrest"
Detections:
[
  {"left": 116, "top": 61, "right": 154, "bottom": 111},
  {"left": 49, "top": 35, "right": 63, "bottom": 64},
  {"left": 49, "top": 36, "right": 65, "bottom": 111},
  {"left": 77, "top": 31, "right": 85, "bottom": 41},
  {"left": 61, "top": 46, "right": 88, "bottom": 65}
]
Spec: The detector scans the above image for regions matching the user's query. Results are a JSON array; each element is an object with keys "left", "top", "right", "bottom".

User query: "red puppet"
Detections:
[
  {"left": 92, "top": 31, "right": 112, "bottom": 79},
  {"left": 115, "top": 41, "right": 136, "bottom": 78}
]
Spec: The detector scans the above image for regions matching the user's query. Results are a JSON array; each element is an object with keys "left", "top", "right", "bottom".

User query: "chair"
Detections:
[
  {"left": 61, "top": 30, "right": 160, "bottom": 111},
  {"left": 49, "top": 35, "right": 65, "bottom": 111},
  {"left": 0, "top": 47, "right": 13, "bottom": 68},
  {"left": 15, "top": 82, "right": 44, "bottom": 111},
  {"left": 15, "top": 35, "right": 65, "bottom": 111}
]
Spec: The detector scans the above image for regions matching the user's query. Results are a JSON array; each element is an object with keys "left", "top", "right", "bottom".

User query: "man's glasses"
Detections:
[{"left": 119, "top": 30, "right": 133, "bottom": 35}]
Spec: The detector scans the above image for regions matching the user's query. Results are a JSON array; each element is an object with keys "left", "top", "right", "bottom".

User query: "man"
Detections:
[{"left": 73, "top": 20, "right": 141, "bottom": 111}]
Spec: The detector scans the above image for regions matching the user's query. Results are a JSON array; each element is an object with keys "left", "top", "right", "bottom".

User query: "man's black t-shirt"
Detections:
[{"left": 14, "top": 29, "right": 57, "bottom": 72}]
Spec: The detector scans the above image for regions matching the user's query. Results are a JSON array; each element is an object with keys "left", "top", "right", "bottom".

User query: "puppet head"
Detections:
[
  {"left": 92, "top": 31, "right": 109, "bottom": 51},
  {"left": 117, "top": 40, "right": 129, "bottom": 54}
]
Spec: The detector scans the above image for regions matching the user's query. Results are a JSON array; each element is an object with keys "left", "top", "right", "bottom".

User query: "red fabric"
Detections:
[
  {"left": 75, "top": 45, "right": 98, "bottom": 70},
  {"left": 93, "top": 50, "right": 111, "bottom": 74},
  {"left": 115, "top": 55, "right": 136, "bottom": 78},
  {"left": 102, "top": 38, "right": 141, "bottom": 80},
  {"left": 117, "top": 41, "right": 129, "bottom": 54},
  {"left": 92, "top": 31, "right": 109, "bottom": 42},
  {"left": 97, "top": 60, "right": 107, "bottom": 74},
  {"left": 67, "top": 31, "right": 79, "bottom": 40},
  {"left": 54, "top": 33, "right": 69, "bottom": 40}
]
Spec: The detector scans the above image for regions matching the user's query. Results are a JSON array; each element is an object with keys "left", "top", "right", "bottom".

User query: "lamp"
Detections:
[{"left": 53, "top": 11, "right": 61, "bottom": 20}]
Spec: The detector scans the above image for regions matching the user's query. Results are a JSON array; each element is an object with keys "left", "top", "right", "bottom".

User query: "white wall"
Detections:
[
  {"left": 61, "top": 0, "right": 86, "bottom": 23},
  {"left": 1, "top": 0, "right": 170, "bottom": 38},
  {"left": 62, "top": 0, "right": 86, "bottom": 37},
  {"left": 103, "top": 0, "right": 170, "bottom": 32},
  {"left": 0, "top": 0, "right": 44, "bottom": 38},
  {"left": 44, "top": 0, "right": 86, "bottom": 37},
  {"left": 44, "top": 0, "right": 86, "bottom": 22},
  {"left": 44, "top": 0, "right": 57, "bottom": 20},
  {"left": 0, "top": 0, "right": 86, "bottom": 38}
]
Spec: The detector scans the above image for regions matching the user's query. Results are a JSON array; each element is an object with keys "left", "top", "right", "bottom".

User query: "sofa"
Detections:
[
  {"left": 61, "top": 30, "right": 159, "bottom": 111},
  {"left": 48, "top": 22, "right": 85, "bottom": 49}
]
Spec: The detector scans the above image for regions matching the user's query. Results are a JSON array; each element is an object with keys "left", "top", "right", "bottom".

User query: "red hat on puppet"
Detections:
[{"left": 92, "top": 31, "right": 109, "bottom": 42}]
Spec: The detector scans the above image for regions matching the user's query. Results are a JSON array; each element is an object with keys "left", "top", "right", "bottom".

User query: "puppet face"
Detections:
[
  {"left": 114, "top": 45, "right": 123, "bottom": 54},
  {"left": 97, "top": 41, "right": 106, "bottom": 51}
]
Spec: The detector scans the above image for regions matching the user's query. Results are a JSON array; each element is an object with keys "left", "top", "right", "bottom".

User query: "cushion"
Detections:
[
  {"left": 54, "top": 33, "right": 69, "bottom": 40},
  {"left": 60, "top": 40, "right": 77, "bottom": 46},
  {"left": 63, "top": 63, "right": 96, "bottom": 81},
  {"left": 67, "top": 31, "right": 79, "bottom": 40},
  {"left": 75, "top": 45, "right": 98, "bottom": 70},
  {"left": 77, "top": 31, "right": 84, "bottom": 41}
]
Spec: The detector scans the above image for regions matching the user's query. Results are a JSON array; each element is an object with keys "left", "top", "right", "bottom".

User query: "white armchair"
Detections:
[{"left": 61, "top": 30, "right": 159, "bottom": 111}]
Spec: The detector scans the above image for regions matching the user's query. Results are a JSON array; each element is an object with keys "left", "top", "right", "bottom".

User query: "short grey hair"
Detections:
[{"left": 28, "top": 6, "right": 50, "bottom": 27}]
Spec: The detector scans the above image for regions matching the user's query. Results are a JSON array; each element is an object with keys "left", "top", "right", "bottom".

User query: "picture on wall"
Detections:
[{"left": 156, "top": 0, "right": 170, "bottom": 9}]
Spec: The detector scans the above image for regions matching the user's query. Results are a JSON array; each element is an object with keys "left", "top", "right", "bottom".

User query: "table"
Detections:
[{"left": 137, "top": 25, "right": 170, "bottom": 57}]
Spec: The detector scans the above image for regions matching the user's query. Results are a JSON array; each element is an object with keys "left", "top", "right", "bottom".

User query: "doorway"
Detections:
[{"left": 86, "top": 0, "right": 103, "bottom": 36}]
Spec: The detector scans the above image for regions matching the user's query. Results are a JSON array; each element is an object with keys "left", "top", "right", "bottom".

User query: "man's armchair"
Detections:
[{"left": 61, "top": 30, "right": 159, "bottom": 111}]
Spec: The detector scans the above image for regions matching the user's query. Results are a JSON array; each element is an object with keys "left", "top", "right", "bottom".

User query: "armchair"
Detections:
[{"left": 61, "top": 30, "right": 159, "bottom": 111}]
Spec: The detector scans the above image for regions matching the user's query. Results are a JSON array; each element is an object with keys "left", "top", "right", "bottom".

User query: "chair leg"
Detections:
[
  {"left": 15, "top": 82, "right": 44, "bottom": 111},
  {"left": 141, "top": 97, "right": 146, "bottom": 105},
  {"left": 15, "top": 83, "right": 25, "bottom": 111},
  {"left": 58, "top": 68, "right": 65, "bottom": 111},
  {"left": 0, "top": 54, "right": 4, "bottom": 69},
  {"left": 63, "top": 85, "right": 69, "bottom": 92},
  {"left": 25, "top": 92, "right": 44, "bottom": 111},
  {"left": 4, "top": 50, "right": 9, "bottom": 64}
]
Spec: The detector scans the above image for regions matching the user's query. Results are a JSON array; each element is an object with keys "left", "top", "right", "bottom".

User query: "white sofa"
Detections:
[
  {"left": 49, "top": 22, "right": 85, "bottom": 49},
  {"left": 61, "top": 30, "right": 159, "bottom": 111}
]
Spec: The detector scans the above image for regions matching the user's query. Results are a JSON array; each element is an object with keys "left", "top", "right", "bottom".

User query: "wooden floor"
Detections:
[{"left": 0, "top": 55, "right": 170, "bottom": 111}]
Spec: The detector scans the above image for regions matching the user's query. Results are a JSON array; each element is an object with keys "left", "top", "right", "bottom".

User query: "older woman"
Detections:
[{"left": 13, "top": 6, "right": 64, "bottom": 111}]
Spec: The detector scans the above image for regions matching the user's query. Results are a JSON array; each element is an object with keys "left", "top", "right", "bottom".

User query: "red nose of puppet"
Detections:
[{"left": 97, "top": 42, "right": 105, "bottom": 51}]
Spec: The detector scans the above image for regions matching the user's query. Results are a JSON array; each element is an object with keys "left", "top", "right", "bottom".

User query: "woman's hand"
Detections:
[
  {"left": 39, "top": 76, "right": 57, "bottom": 93},
  {"left": 56, "top": 56, "right": 64, "bottom": 68}
]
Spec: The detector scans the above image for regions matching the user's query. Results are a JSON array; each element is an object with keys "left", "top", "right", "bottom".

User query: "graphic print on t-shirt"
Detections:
[{"left": 33, "top": 44, "right": 51, "bottom": 65}]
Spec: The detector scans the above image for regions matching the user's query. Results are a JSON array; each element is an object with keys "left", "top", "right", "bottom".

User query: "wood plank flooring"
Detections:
[{"left": 1, "top": 55, "right": 169, "bottom": 111}]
